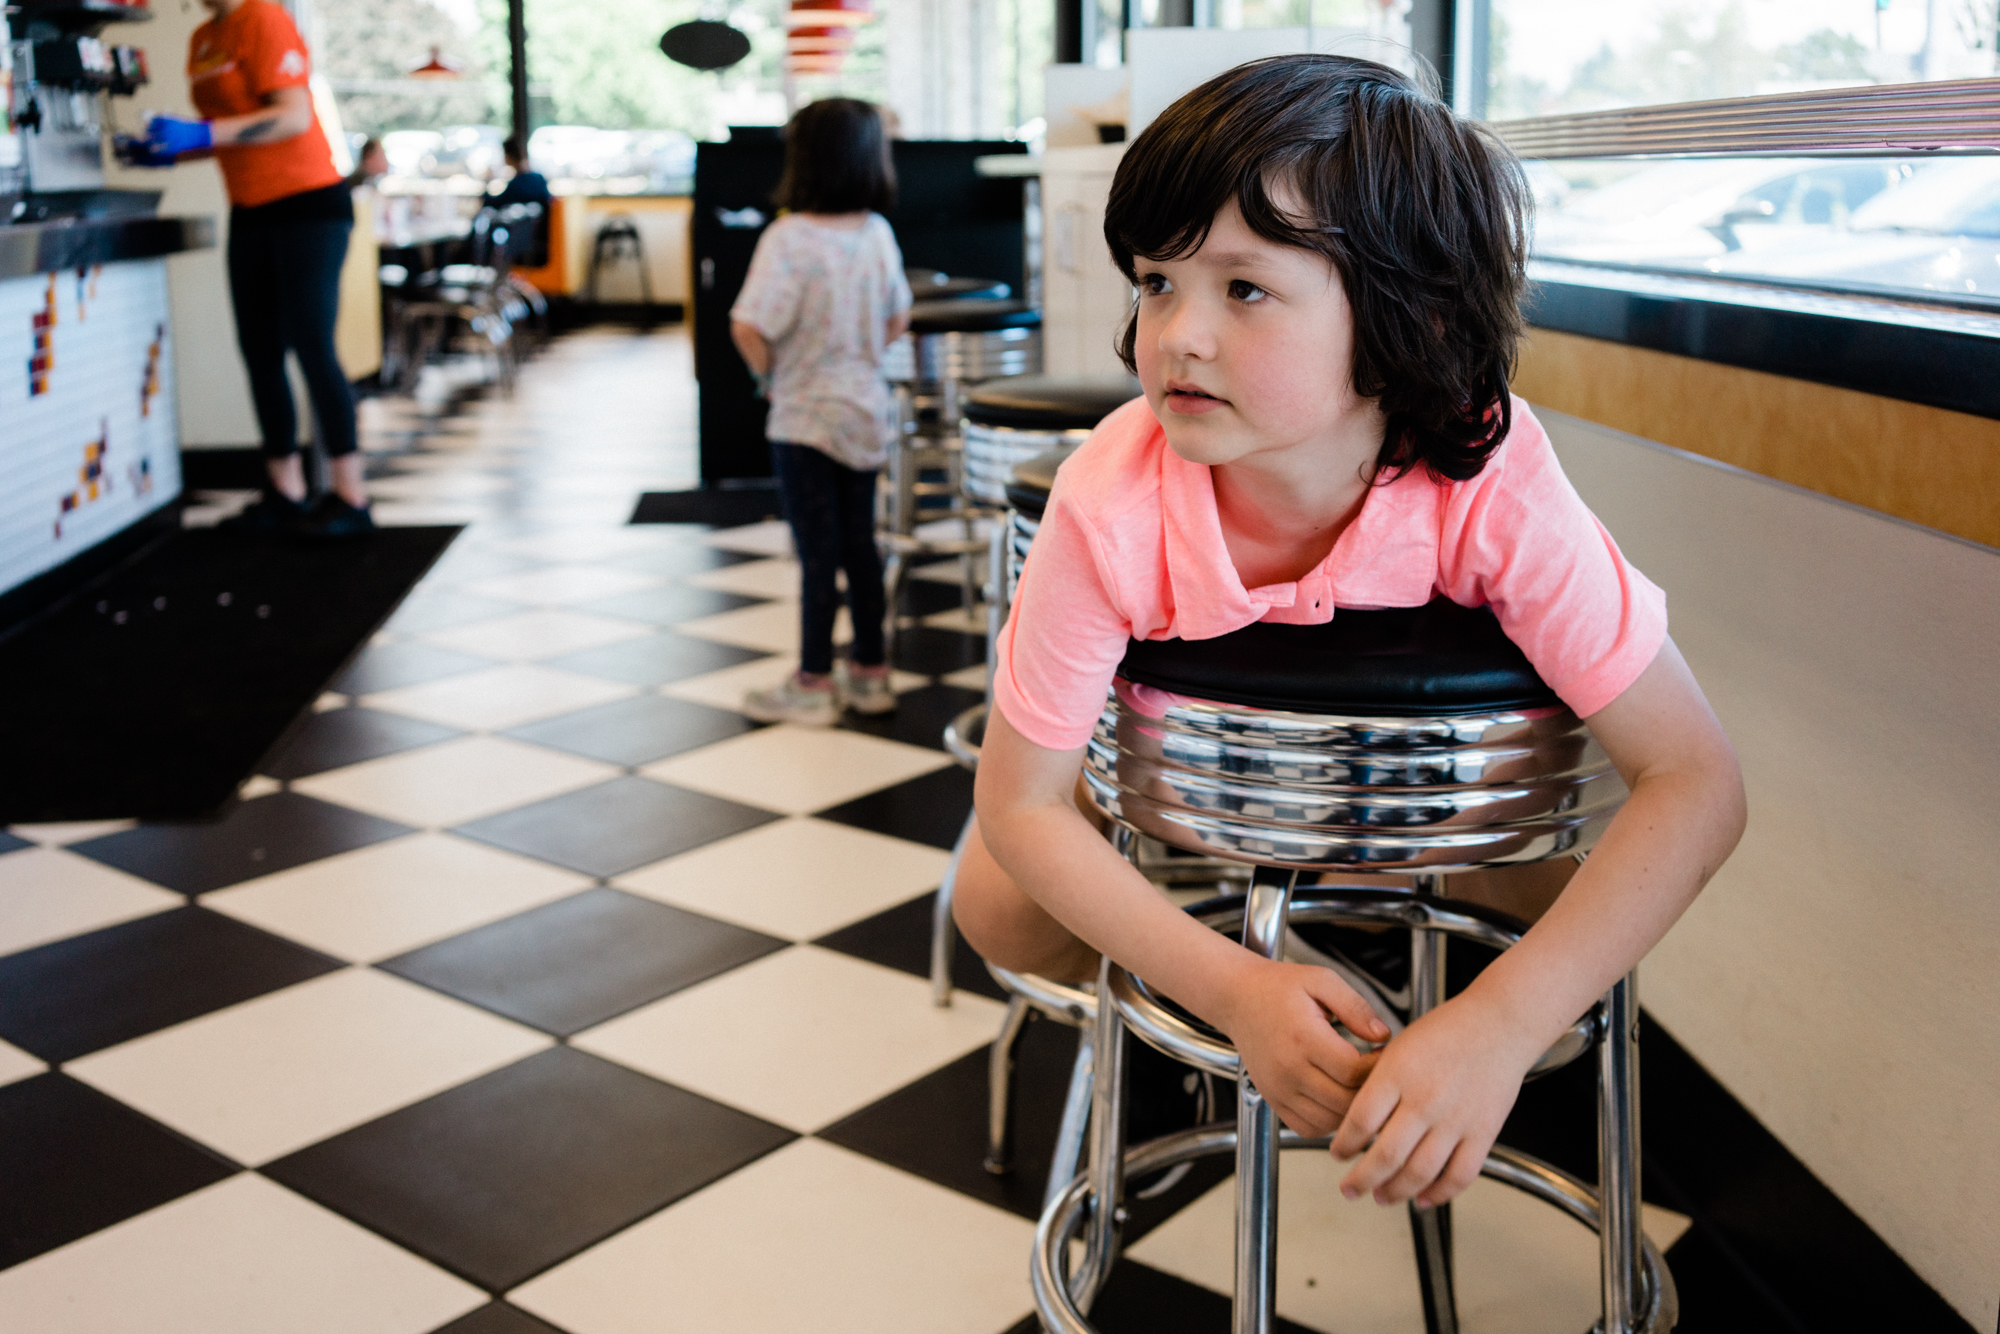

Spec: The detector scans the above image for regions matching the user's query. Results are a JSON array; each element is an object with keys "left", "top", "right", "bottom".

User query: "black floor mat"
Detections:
[
  {"left": 0, "top": 526, "right": 458, "bottom": 822},
  {"left": 628, "top": 485, "right": 782, "bottom": 527}
]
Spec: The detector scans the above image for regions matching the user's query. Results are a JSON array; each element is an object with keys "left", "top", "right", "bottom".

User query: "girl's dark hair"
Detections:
[
  {"left": 1105, "top": 54, "right": 1530, "bottom": 481},
  {"left": 774, "top": 98, "right": 896, "bottom": 214}
]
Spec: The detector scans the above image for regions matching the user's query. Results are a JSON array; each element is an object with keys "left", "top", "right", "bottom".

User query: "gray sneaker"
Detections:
[
  {"left": 743, "top": 674, "right": 840, "bottom": 726},
  {"left": 840, "top": 666, "right": 897, "bottom": 715}
]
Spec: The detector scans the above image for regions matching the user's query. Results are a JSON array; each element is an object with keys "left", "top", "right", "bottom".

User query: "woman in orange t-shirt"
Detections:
[{"left": 131, "top": 0, "right": 371, "bottom": 535}]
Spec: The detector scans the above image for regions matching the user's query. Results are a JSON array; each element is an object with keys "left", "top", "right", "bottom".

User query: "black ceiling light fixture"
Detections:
[{"left": 661, "top": 19, "right": 752, "bottom": 71}]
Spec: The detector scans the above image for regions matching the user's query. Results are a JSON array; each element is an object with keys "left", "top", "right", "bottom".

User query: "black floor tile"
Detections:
[
  {"left": 378, "top": 888, "right": 786, "bottom": 1035},
  {"left": 504, "top": 696, "right": 761, "bottom": 767},
  {"left": 815, "top": 764, "right": 974, "bottom": 850},
  {"left": 890, "top": 624, "right": 987, "bottom": 677},
  {"left": 837, "top": 683, "right": 984, "bottom": 752},
  {"left": 0, "top": 1072, "right": 239, "bottom": 1270},
  {"left": 1661, "top": 1227, "right": 1804, "bottom": 1334},
  {"left": 67, "top": 791, "right": 414, "bottom": 895},
  {"left": 265, "top": 1046, "right": 794, "bottom": 1293},
  {"left": 823, "top": 1017, "right": 1227, "bottom": 1238},
  {"left": 452, "top": 776, "right": 778, "bottom": 878},
  {"left": 260, "top": 707, "right": 464, "bottom": 779},
  {"left": 541, "top": 631, "right": 770, "bottom": 687},
  {"left": 427, "top": 1303, "right": 571, "bottom": 1334},
  {"left": 814, "top": 891, "right": 1008, "bottom": 1003},
  {"left": 577, "top": 585, "right": 764, "bottom": 627},
  {"left": 895, "top": 575, "right": 972, "bottom": 618},
  {"left": 334, "top": 640, "right": 499, "bottom": 694},
  {"left": 0, "top": 831, "right": 29, "bottom": 855},
  {"left": 996, "top": 1260, "right": 1319, "bottom": 1334},
  {"left": 383, "top": 590, "right": 528, "bottom": 634},
  {"left": 600, "top": 544, "right": 760, "bottom": 578},
  {"left": 427, "top": 1303, "right": 570, "bottom": 1334},
  {"left": 0, "top": 906, "right": 343, "bottom": 1062}
]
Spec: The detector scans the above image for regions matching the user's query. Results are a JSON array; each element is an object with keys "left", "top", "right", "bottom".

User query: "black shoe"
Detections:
[
  {"left": 296, "top": 494, "right": 376, "bottom": 539},
  {"left": 217, "top": 490, "right": 307, "bottom": 534}
]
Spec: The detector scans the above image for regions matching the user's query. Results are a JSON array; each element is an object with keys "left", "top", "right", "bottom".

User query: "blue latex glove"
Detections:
[
  {"left": 144, "top": 114, "right": 213, "bottom": 158},
  {"left": 114, "top": 134, "right": 178, "bottom": 168}
]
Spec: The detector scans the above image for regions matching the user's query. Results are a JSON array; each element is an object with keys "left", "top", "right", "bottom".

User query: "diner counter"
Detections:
[{"left": 0, "top": 214, "right": 216, "bottom": 280}]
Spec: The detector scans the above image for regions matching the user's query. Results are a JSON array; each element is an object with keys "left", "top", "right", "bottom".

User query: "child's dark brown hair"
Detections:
[
  {"left": 774, "top": 98, "right": 897, "bottom": 215},
  {"left": 1105, "top": 54, "right": 1530, "bottom": 481}
]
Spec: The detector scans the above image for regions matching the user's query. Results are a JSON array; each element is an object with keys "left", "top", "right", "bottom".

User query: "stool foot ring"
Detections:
[{"left": 1031, "top": 1127, "right": 1677, "bottom": 1334}]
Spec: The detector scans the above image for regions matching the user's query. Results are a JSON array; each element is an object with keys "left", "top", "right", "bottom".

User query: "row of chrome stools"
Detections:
[{"left": 921, "top": 382, "right": 1674, "bottom": 1334}]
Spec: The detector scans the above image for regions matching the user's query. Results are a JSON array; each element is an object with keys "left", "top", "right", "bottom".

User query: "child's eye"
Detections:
[
  {"left": 1139, "top": 273, "right": 1173, "bottom": 296},
  {"left": 1228, "top": 279, "right": 1267, "bottom": 303}
]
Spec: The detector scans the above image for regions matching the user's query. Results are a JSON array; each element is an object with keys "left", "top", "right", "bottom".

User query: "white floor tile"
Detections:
[
  {"left": 291, "top": 736, "right": 620, "bottom": 829},
  {"left": 656, "top": 655, "right": 803, "bottom": 711},
  {"left": 370, "top": 501, "right": 490, "bottom": 527},
  {"left": 510, "top": 1139, "right": 1034, "bottom": 1334},
  {"left": 361, "top": 664, "right": 639, "bottom": 731},
  {"left": 1127, "top": 1146, "right": 1693, "bottom": 1334},
  {"left": 672, "top": 599, "right": 849, "bottom": 655},
  {"left": 700, "top": 518, "right": 793, "bottom": 556},
  {"left": 614, "top": 818, "right": 951, "bottom": 940},
  {"left": 204, "top": 832, "right": 592, "bottom": 961},
  {"left": 941, "top": 664, "right": 990, "bottom": 691},
  {"left": 366, "top": 472, "right": 518, "bottom": 501},
  {"left": 498, "top": 528, "right": 683, "bottom": 562},
  {"left": 0, "top": 1174, "right": 484, "bottom": 1334},
  {"left": 571, "top": 945, "right": 1004, "bottom": 1132},
  {"left": 68, "top": 968, "right": 550, "bottom": 1165},
  {"left": 0, "top": 1036, "right": 46, "bottom": 1087},
  {"left": 921, "top": 606, "right": 989, "bottom": 634},
  {"left": 681, "top": 558, "right": 801, "bottom": 601},
  {"left": 6, "top": 818, "right": 135, "bottom": 846},
  {"left": 312, "top": 692, "right": 348, "bottom": 712},
  {"left": 465, "top": 564, "right": 664, "bottom": 606},
  {"left": 0, "top": 847, "right": 181, "bottom": 957},
  {"left": 417, "top": 609, "right": 654, "bottom": 660},
  {"left": 238, "top": 776, "right": 284, "bottom": 800},
  {"left": 639, "top": 725, "right": 950, "bottom": 815}
]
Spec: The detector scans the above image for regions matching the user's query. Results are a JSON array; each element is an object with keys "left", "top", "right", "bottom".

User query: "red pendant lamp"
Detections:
[{"left": 785, "top": 0, "right": 873, "bottom": 77}]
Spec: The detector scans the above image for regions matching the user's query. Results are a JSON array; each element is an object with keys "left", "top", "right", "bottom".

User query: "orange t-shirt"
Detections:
[{"left": 187, "top": 0, "right": 340, "bottom": 208}]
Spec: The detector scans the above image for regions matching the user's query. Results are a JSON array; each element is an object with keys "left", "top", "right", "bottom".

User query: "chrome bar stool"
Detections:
[
  {"left": 1033, "top": 603, "right": 1677, "bottom": 1334},
  {"left": 931, "top": 434, "right": 1241, "bottom": 1210},
  {"left": 878, "top": 298, "right": 1043, "bottom": 645}
]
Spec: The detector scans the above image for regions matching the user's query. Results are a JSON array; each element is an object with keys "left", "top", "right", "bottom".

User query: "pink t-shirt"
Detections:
[{"left": 992, "top": 395, "right": 1668, "bottom": 751}]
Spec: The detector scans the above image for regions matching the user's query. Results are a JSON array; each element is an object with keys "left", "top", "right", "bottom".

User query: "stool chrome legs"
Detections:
[
  {"left": 1408, "top": 874, "right": 1460, "bottom": 1334},
  {"left": 1600, "top": 971, "right": 1642, "bottom": 1334},
  {"left": 1074, "top": 951, "right": 1127, "bottom": 1306},
  {"left": 1047, "top": 1024, "right": 1097, "bottom": 1215},
  {"left": 1235, "top": 865, "right": 1296, "bottom": 1334},
  {"left": 932, "top": 809, "right": 976, "bottom": 1007},
  {"left": 985, "top": 995, "right": 1033, "bottom": 1174}
]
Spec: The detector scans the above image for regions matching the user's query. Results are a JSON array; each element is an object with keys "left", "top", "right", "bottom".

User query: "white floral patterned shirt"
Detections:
[{"left": 731, "top": 212, "right": 913, "bottom": 471}]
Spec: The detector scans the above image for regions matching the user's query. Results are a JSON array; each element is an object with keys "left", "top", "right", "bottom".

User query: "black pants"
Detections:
[
  {"left": 227, "top": 215, "right": 357, "bottom": 459},
  {"left": 772, "top": 441, "right": 887, "bottom": 676}
]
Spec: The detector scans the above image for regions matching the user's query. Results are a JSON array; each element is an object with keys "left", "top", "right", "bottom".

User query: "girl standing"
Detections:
[{"left": 731, "top": 98, "right": 912, "bottom": 723}]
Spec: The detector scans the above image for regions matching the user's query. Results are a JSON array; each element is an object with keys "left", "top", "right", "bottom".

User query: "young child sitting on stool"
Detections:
[{"left": 955, "top": 55, "right": 1746, "bottom": 1210}]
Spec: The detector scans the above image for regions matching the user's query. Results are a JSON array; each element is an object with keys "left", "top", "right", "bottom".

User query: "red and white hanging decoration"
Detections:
[{"left": 784, "top": 0, "right": 873, "bottom": 76}]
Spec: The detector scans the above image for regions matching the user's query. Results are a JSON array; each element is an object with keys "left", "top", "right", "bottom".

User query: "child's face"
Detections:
[{"left": 1132, "top": 196, "right": 1375, "bottom": 471}]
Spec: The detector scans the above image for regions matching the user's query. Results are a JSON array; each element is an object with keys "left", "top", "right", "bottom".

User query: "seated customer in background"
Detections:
[{"left": 491, "top": 137, "right": 552, "bottom": 212}]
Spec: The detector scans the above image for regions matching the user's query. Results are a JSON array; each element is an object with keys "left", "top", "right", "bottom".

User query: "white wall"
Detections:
[
  {"left": 1542, "top": 408, "right": 2000, "bottom": 1330},
  {"left": 881, "top": 0, "right": 1010, "bottom": 138}
]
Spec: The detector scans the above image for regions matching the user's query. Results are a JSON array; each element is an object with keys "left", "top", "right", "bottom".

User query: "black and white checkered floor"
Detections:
[{"left": 1, "top": 328, "right": 1689, "bottom": 1333}]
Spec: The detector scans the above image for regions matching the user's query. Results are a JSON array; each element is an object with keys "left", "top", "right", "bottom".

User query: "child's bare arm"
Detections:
[
  {"left": 730, "top": 320, "right": 771, "bottom": 376},
  {"left": 977, "top": 707, "right": 1389, "bottom": 1135},
  {"left": 1330, "top": 637, "right": 1746, "bottom": 1206}
]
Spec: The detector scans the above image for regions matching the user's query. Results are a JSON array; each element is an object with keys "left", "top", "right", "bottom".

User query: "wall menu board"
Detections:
[{"left": 0, "top": 258, "right": 182, "bottom": 599}]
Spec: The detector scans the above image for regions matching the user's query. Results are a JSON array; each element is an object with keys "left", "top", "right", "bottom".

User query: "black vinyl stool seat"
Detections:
[
  {"left": 1038, "top": 604, "right": 1671, "bottom": 1334},
  {"left": 907, "top": 297, "right": 1042, "bottom": 334},
  {"left": 906, "top": 269, "right": 1012, "bottom": 301},
  {"left": 961, "top": 375, "right": 1137, "bottom": 508}
]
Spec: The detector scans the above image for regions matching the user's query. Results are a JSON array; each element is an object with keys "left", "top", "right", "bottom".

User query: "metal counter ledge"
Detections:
[{"left": 0, "top": 214, "right": 215, "bottom": 279}]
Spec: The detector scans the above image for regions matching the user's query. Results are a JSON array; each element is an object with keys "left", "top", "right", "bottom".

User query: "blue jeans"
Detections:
[{"left": 772, "top": 442, "right": 887, "bottom": 676}]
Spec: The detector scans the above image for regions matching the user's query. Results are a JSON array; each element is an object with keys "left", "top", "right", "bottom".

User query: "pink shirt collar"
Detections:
[{"left": 1156, "top": 433, "right": 1441, "bottom": 639}]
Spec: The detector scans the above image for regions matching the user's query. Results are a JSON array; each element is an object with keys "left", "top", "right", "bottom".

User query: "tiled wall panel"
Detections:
[{"left": 0, "top": 258, "right": 183, "bottom": 598}]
